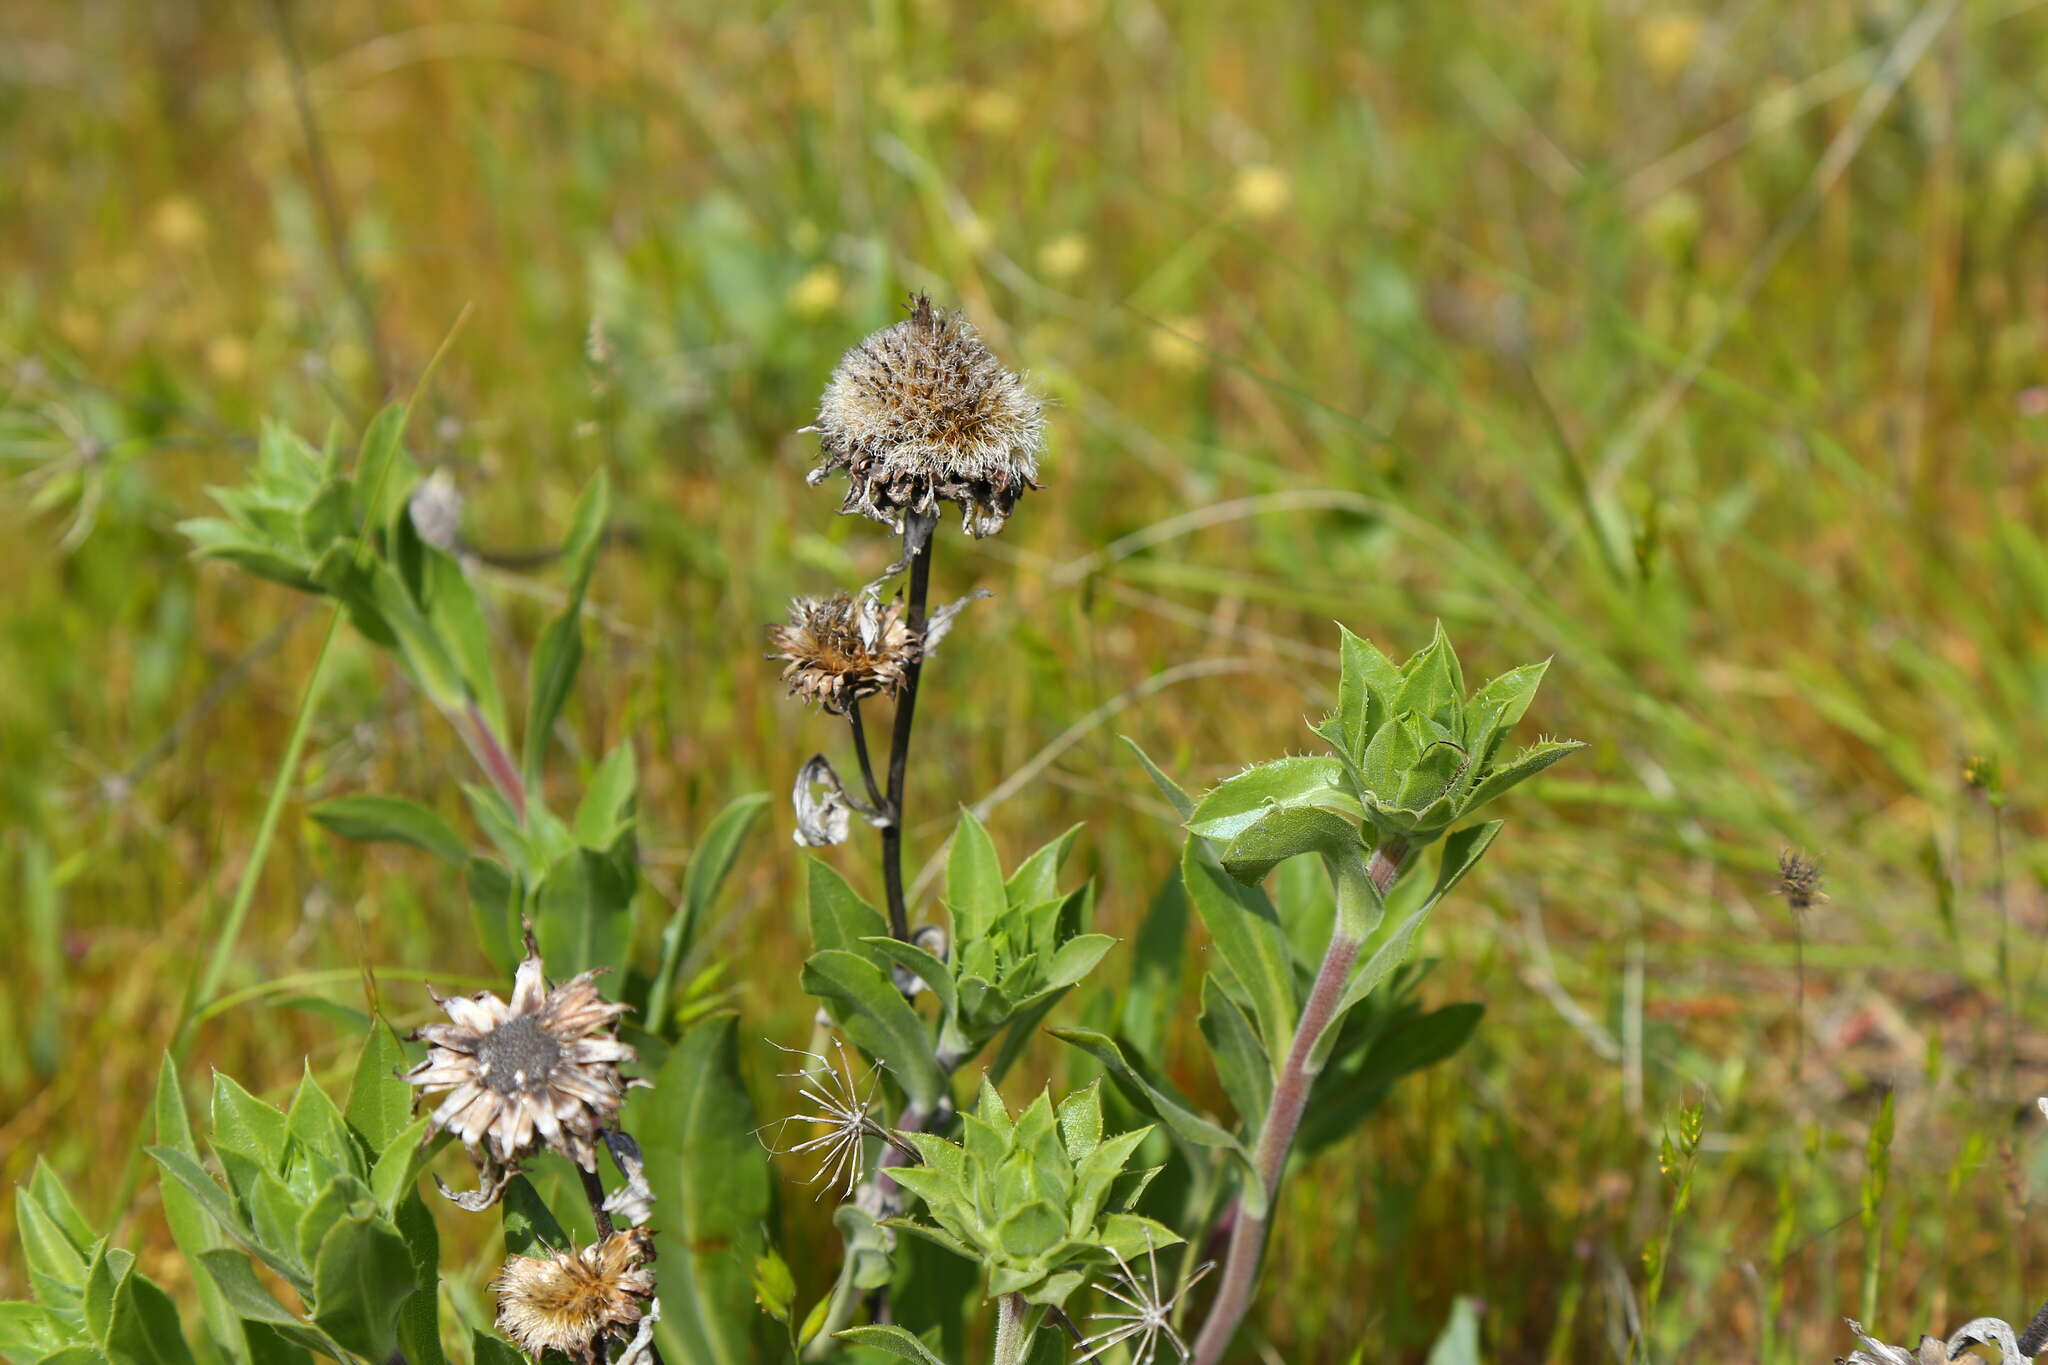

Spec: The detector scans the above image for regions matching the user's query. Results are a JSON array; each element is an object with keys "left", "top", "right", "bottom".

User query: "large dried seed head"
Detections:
[
  {"left": 808, "top": 294, "right": 1044, "bottom": 537},
  {"left": 407, "top": 938, "right": 639, "bottom": 1193},
  {"left": 494, "top": 1229, "right": 657, "bottom": 1365},
  {"left": 768, "top": 592, "right": 919, "bottom": 714}
]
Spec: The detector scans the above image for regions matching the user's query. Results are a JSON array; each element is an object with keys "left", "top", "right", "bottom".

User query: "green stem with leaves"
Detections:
[
  {"left": 1190, "top": 840, "right": 1405, "bottom": 1365},
  {"left": 992, "top": 1294, "right": 1033, "bottom": 1365}
]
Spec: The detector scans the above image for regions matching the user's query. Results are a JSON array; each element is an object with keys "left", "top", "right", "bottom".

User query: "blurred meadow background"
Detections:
[{"left": 6, "top": 0, "right": 2048, "bottom": 1358}]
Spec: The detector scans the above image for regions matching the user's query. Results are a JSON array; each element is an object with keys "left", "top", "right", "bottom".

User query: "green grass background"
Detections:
[{"left": 6, "top": 0, "right": 2048, "bottom": 1358}]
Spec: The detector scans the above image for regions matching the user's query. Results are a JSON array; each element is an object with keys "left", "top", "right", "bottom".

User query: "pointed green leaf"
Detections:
[
  {"left": 309, "top": 1213, "right": 416, "bottom": 1361},
  {"left": 343, "top": 1021, "right": 414, "bottom": 1154},
  {"left": 1186, "top": 757, "right": 1355, "bottom": 842},
  {"left": 1119, "top": 736, "right": 1194, "bottom": 820},
  {"left": 1182, "top": 839, "right": 1295, "bottom": 1071},
  {"left": 801, "top": 950, "right": 946, "bottom": 1110},
  {"left": 310, "top": 793, "right": 469, "bottom": 866},
  {"left": 1217, "top": 806, "right": 1362, "bottom": 885},
  {"left": 833, "top": 1325, "right": 951, "bottom": 1364},
  {"left": 1465, "top": 739, "right": 1584, "bottom": 811},
  {"left": 945, "top": 809, "right": 1006, "bottom": 948},
  {"left": 630, "top": 1014, "right": 772, "bottom": 1365}
]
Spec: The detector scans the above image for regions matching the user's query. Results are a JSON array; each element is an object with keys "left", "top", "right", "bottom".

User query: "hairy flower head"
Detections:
[
  {"left": 1776, "top": 850, "right": 1826, "bottom": 913},
  {"left": 494, "top": 1229, "right": 657, "bottom": 1365},
  {"left": 768, "top": 592, "right": 919, "bottom": 714},
  {"left": 807, "top": 294, "right": 1044, "bottom": 537},
  {"left": 407, "top": 935, "right": 638, "bottom": 1203}
]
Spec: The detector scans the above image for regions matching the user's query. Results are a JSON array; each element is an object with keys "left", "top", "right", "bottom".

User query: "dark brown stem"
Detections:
[
  {"left": 578, "top": 1163, "right": 614, "bottom": 1238},
  {"left": 878, "top": 534, "right": 934, "bottom": 942},
  {"left": 1190, "top": 841, "right": 1406, "bottom": 1365},
  {"left": 846, "top": 701, "right": 889, "bottom": 814}
]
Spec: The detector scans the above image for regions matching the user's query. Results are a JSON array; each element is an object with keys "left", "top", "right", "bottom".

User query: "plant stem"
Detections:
[
  {"left": 191, "top": 608, "right": 346, "bottom": 1026},
  {"left": 1189, "top": 841, "right": 1405, "bottom": 1365},
  {"left": 263, "top": 0, "right": 392, "bottom": 398},
  {"left": 847, "top": 701, "right": 888, "bottom": 813},
  {"left": 460, "top": 700, "right": 528, "bottom": 824},
  {"left": 992, "top": 1294, "right": 1033, "bottom": 1365},
  {"left": 878, "top": 532, "right": 934, "bottom": 942}
]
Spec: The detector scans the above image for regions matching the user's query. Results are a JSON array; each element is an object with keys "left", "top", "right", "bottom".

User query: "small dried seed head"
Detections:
[
  {"left": 768, "top": 593, "right": 919, "bottom": 714},
  {"left": 1776, "top": 850, "right": 1826, "bottom": 913},
  {"left": 494, "top": 1229, "right": 657, "bottom": 1365},
  {"left": 807, "top": 294, "right": 1044, "bottom": 538}
]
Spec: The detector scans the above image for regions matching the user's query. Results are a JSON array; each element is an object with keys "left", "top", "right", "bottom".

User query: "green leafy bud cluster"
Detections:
[
  {"left": 1189, "top": 625, "right": 1580, "bottom": 872},
  {"left": 887, "top": 1080, "right": 1175, "bottom": 1309}
]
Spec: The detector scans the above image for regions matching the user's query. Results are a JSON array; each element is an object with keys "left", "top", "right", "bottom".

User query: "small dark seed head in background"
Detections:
[
  {"left": 1776, "top": 850, "right": 1826, "bottom": 913},
  {"left": 805, "top": 293, "right": 1044, "bottom": 538}
]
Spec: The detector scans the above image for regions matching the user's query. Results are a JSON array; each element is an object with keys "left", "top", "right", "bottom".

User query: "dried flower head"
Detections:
[
  {"left": 1840, "top": 1316, "right": 2034, "bottom": 1364},
  {"left": 408, "top": 936, "right": 638, "bottom": 1202},
  {"left": 763, "top": 1037, "right": 897, "bottom": 1199},
  {"left": 409, "top": 468, "right": 464, "bottom": 553},
  {"left": 494, "top": 1228, "right": 658, "bottom": 1365},
  {"left": 807, "top": 294, "right": 1044, "bottom": 537},
  {"left": 1077, "top": 1232, "right": 1214, "bottom": 1365},
  {"left": 769, "top": 592, "right": 919, "bottom": 714},
  {"left": 1776, "top": 850, "right": 1826, "bottom": 913}
]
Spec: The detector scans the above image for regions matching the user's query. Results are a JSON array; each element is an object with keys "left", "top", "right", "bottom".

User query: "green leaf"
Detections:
[
  {"left": 631, "top": 1014, "right": 771, "bottom": 1365},
  {"left": 1118, "top": 875, "right": 1188, "bottom": 1064},
  {"left": 210, "top": 1074, "right": 288, "bottom": 1173},
  {"left": 24, "top": 1166, "right": 93, "bottom": 1254},
  {"left": 573, "top": 743, "right": 638, "bottom": 852},
  {"left": 467, "top": 857, "right": 521, "bottom": 976},
  {"left": 860, "top": 936, "right": 961, "bottom": 1048},
  {"left": 751, "top": 1250, "right": 796, "bottom": 1324},
  {"left": 535, "top": 845, "right": 636, "bottom": 979},
  {"left": 1185, "top": 757, "right": 1356, "bottom": 842},
  {"left": 145, "top": 1149, "right": 255, "bottom": 1261},
  {"left": 472, "top": 1330, "right": 527, "bottom": 1365},
  {"left": 520, "top": 472, "right": 610, "bottom": 786},
  {"left": 1217, "top": 806, "right": 1363, "bottom": 886},
  {"left": 153, "top": 1058, "right": 241, "bottom": 1356},
  {"left": 420, "top": 546, "right": 507, "bottom": 741},
  {"left": 310, "top": 793, "right": 469, "bottom": 867},
  {"left": 805, "top": 858, "right": 888, "bottom": 958},
  {"left": 1181, "top": 839, "right": 1296, "bottom": 1072},
  {"left": 833, "top": 1325, "right": 951, "bottom": 1365},
  {"left": 650, "top": 792, "right": 769, "bottom": 1030},
  {"left": 1465, "top": 739, "right": 1584, "bottom": 812},
  {"left": 1198, "top": 976, "right": 1273, "bottom": 1125},
  {"left": 800, "top": 950, "right": 947, "bottom": 1110},
  {"left": 369, "top": 1118, "right": 438, "bottom": 1212},
  {"left": 500, "top": 1177, "right": 567, "bottom": 1258},
  {"left": 1426, "top": 1296, "right": 1484, "bottom": 1365},
  {"left": 559, "top": 470, "right": 610, "bottom": 603},
  {"left": 308, "top": 1213, "right": 416, "bottom": 1362},
  {"left": 1005, "top": 825, "right": 1082, "bottom": 909},
  {"left": 1118, "top": 736, "right": 1194, "bottom": 820},
  {"left": 1334, "top": 625, "right": 1402, "bottom": 753},
  {"left": 284, "top": 1069, "right": 358, "bottom": 1181},
  {"left": 343, "top": 1021, "right": 414, "bottom": 1154},
  {"left": 945, "top": 809, "right": 1007, "bottom": 948},
  {"left": 0, "top": 1302, "right": 63, "bottom": 1354},
  {"left": 522, "top": 612, "right": 584, "bottom": 787},
  {"left": 1043, "top": 934, "right": 1116, "bottom": 991},
  {"left": 1047, "top": 1029, "right": 1245, "bottom": 1160},
  {"left": 349, "top": 403, "right": 414, "bottom": 532},
  {"left": 364, "top": 558, "right": 467, "bottom": 712},
  {"left": 1394, "top": 622, "right": 1464, "bottom": 722},
  {"left": 90, "top": 1255, "right": 197, "bottom": 1365}
]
